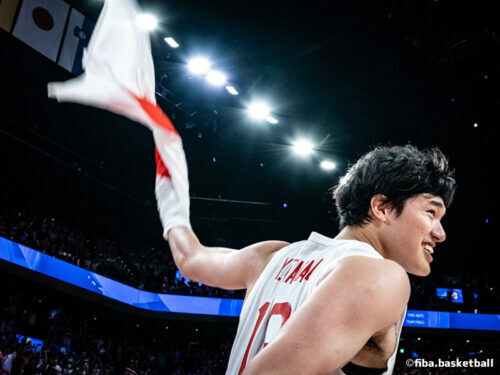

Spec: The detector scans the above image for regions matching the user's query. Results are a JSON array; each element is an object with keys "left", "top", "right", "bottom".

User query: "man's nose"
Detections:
[{"left": 432, "top": 221, "right": 446, "bottom": 243}]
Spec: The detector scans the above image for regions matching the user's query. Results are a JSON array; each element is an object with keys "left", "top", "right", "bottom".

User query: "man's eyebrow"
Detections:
[
  {"left": 429, "top": 200, "right": 444, "bottom": 208},
  {"left": 429, "top": 199, "right": 446, "bottom": 215}
]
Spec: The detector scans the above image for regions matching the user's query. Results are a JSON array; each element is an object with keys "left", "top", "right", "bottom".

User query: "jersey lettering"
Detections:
[
  {"left": 274, "top": 257, "right": 294, "bottom": 281},
  {"left": 274, "top": 257, "right": 324, "bottom": 284},
  {"left": 263, "top": 302, "right": 292, "bottom": 347}
]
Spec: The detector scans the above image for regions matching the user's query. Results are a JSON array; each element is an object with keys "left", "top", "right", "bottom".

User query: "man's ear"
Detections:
[{"left": 369, "top": 194, "right": 393, "bottom": 223}]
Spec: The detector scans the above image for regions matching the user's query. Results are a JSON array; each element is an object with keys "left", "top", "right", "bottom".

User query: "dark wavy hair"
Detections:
[{"left": 332, "top": 145, "right": 457, "bottom": 229}]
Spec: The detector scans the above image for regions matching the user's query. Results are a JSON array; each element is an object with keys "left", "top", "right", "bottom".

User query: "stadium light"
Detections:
[
  {"left": 136, "top": 14, "right": 158, "bottom": 31},
  {"left": 225, "top": 85, "right": 239, "bottom": 95},
  {"left": 164, "top": 37, "right": 179, "bottom": 48},
  {"left": 320, "top": 160, "right": 336, "bottom": 170},
  {"left": 248, "top": 102, "right": 270, "bottom": 120},
  {"left": 206, "top": 70, "right": 227, "bottom": 86},
  {"left": 292, "top": 139, "right": 314, "bottom": 156},
  {"left": 265, "top": 115, "right": 278, "bottom": 124},
  {"left": 187, "top": 57, "right": 211, "bottom": 75}
]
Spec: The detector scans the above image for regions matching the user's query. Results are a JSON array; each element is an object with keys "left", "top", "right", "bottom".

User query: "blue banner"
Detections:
[
  {"left": 1, "top": 235, "right": 499, "bottom": 330},
  {"left": 0, "top": 235, "right": 243, "bottom": 317}
]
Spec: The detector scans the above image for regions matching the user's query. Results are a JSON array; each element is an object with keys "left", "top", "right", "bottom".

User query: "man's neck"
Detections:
[{"left": 334, "top": 225, "right": 387, "bottom": 259}]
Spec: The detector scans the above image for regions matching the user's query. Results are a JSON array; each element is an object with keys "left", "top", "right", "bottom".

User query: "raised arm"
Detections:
[
  {"left": 154, "top": 130, "right": 289, "bottom": 290},
  {"left": 168, "top": 226, "right": 289, "bottom": 290},
  {"left": 45, "top": 0, "right": 287, "bottom": 292},
  {"left": 242, "top": 256, "right": 410, "bottom": 375}
]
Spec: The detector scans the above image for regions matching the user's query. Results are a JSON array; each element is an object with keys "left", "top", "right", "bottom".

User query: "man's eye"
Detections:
[{"left": 428, "top": 210, "right": 436, "bottom": 216}]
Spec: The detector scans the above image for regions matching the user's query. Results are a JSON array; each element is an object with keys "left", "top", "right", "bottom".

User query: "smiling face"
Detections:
[{"left": 379, "top": 193, "right": 447, "bottom": 276}]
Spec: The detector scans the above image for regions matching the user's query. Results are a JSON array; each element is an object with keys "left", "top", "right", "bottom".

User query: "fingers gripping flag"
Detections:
[{"left": 48, "top": 0, "right": 191, "bottom": 239}]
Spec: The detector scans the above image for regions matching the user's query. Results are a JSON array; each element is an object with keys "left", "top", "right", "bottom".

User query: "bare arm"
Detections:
[
  {"left": 242, "top": 256, "right": 410, "bottom": 375},
  {"left": 167, "top": 226, "right": 289, "bottom": 290}
]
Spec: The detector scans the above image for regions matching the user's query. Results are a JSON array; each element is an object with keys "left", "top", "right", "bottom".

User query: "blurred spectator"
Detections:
[
  {"left": 1, "top": 284, "right": 497, "bottom": 375},
  {"left": 0, "top": 209, "right": 245, "bottom": 300}
]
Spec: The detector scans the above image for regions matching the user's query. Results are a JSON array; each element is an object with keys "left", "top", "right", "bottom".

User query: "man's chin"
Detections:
[
  {"left": 421, "top": 267, "right": 431, "bottom": 277},
  {"left": 409, "top": 264, "right": 431, "bottom": 277}
]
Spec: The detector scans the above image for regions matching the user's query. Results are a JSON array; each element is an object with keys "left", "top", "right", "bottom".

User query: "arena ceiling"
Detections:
[{"left": 1, "top": 0, "right": 498, "bottom": 280}]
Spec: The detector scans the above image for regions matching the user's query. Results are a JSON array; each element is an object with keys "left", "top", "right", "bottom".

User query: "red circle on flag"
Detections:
[{"left": 32, "top": 7, "right": 54, "bottom": 31}]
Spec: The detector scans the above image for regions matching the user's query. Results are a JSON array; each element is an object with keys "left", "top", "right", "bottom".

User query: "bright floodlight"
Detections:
[
  {"left": 136, "top": 13, "right": 158, "bottom": 31},
  {"left": 187, "top": 57, "right": 211, "bottom": 75},
  {"left": 206, "top": 70, "right": 227, "bottom": 86},
  {"left": 320, "top": 160, "right": 336, "bottom": 170},
  {"left": 248, "top": 102, "right": 270, "bottom": 120},
  {"left": 292, "top": 139, "right": 314, "bottom": 156},
  {"left": 225, "top": 85, "right": 239, "bottom": 95},
  {"left": 164, "top": 37, "right": 179, "bottom": 48},
  {"left": 265, "top": 115, "right": 278, "bottom": 124}
]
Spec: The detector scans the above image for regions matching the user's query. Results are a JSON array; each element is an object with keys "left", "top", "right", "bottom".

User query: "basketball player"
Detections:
[
  {"left": 46, "top": 1, "right": 456, "bottom": 373},
  {"left": 165, "top": 145, "right": 456, "bottom": 375}
]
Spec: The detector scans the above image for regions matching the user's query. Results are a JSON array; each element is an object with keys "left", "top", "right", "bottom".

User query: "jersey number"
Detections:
[{"left": 238, "top": 301, "right": 292, "bottom": 374}]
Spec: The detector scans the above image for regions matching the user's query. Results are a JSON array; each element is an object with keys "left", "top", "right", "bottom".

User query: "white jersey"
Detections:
[{"left": 226, "top": 232, "right": 406, "bottom": 375}]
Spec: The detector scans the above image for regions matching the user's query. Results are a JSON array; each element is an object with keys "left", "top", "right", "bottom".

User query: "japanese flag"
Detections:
[{"left": 12, "top": 0, "right": 70, "bottom": 61}]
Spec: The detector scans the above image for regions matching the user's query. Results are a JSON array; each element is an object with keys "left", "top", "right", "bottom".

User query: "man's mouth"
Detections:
[
  {"left": 423, "top": 244, "right": 434, "bottom": 262},
  {"left": 423, "top": 244, "right": 434, "bottom": 254}
]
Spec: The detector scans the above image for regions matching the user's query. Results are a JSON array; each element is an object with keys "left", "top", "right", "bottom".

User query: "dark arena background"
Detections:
[{"left": 0, "top": 0, "right": 499, "bottom": 374}]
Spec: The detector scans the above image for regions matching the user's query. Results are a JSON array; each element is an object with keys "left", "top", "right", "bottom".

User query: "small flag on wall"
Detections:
[
  {"left": 12, "top": 0, "right": 70, "bottom": 61},
  {"left": 0, "top": 0, "right": 20, "bottom": 32},
  {"left": 58, "top": 7, "right": 94, "bottom": 75}
]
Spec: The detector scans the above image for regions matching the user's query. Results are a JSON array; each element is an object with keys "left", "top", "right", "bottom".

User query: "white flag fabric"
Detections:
[
  {"left": 48, "top": 0, "right": 191, "bottom": 239},
  {"left": 12, "top": 0, "right": 70, "bottom": 61}
]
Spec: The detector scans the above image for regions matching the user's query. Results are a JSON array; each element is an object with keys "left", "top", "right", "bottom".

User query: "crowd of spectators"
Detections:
[
  {"left": 1, "top": 208, "right": 498, "bottom": 313},
  {"left": 0, "top": 277, "right": 235, "bottom": 375},
  {"left": 1, "top": 277, "right": 497, "bottom": 375},
  {"left": 0, "top": 209, "right": 244, "bottom": 299}
]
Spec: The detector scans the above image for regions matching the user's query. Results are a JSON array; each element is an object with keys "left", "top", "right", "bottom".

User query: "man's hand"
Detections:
[
  {"left": 153, "top": 121, "right": 191, "bottom": 241},
  {"left": 46, "top": 0, "right": 289, "bottom": 291},
  {"left": 47, "top": 0, "right": 192, "bottom": 241}
]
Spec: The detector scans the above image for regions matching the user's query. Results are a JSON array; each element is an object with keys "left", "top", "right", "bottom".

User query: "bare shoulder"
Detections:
[
  {"left": 242, "top": 255, "right": 409, "bottom": 373},
  {"left": 324, "top": 256, "right": 410, "bottom": 325},
  {"left": 241, "top": 240, "right": 290, "bottom": 257},
  {"left": 338, "top": 255, "right": 409, "bottom": 282}
]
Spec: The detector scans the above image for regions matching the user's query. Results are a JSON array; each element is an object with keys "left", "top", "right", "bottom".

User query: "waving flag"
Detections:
[{"left": 48, "top": 0, "right": 191, "bottom": 239}]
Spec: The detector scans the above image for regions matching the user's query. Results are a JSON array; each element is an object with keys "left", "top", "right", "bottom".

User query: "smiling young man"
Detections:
[
  {"left": 45, "top": 1, "right": 455, "bottom": 373},
  {"left": 166, "top": 145, "right": 456, "bottom": 375}
]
